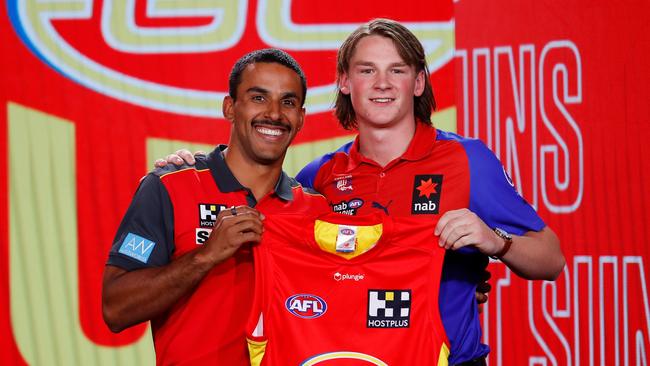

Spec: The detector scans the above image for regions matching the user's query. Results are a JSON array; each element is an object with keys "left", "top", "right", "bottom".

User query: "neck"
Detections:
[
  {"left": 357, "top": 120, "right": 417, "bottom": 167},
  {"left": 223, "top": 147, "right": 282, "bottom": 201}
]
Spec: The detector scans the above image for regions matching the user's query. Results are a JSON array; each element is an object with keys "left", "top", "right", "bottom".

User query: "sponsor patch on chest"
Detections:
[
  {"left": 285, "top": 294, "right": 328, "bottom": 319},
  {"left": 331, "top": 198, "right": 364, "bottom": 215},
  {"left": 367, "top": 289, "right": 411, "bottom": 328},
  {"left": 411, "top": 175, "right": 443, "bottom": 214},
  {"left": 333, "top": 175, "right": 354, "bottom": 194},
  {"left": 198, "top": 203, "right": 227, "bottom": 227}
]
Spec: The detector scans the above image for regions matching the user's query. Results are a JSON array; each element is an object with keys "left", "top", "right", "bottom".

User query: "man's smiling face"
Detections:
[{"left": 224, "top": 62, "right": 305, "bottom": 165}]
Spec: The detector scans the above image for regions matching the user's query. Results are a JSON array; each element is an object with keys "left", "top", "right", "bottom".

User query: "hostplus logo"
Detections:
[
  {"left": 198, "top": 203, "right": 226, "bottom": 227},
  {"left": 367, "top": 289, "right": 411, "bottom": 328},
  {"left": 196, "top": 203, "right": 226, "bottom": 244}
]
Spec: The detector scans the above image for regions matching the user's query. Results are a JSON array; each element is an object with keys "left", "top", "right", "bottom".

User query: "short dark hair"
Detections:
[
  {"left": 229, "top": 48, "right": 307, "bottom": 106},
  {"left": 335, "top": 18, "right": 436, "bottom": 130}
]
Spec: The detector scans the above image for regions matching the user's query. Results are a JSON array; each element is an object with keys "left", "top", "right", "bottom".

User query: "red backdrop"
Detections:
[{"left": 1, "top": 0, "right": 648, "bottom": 364}]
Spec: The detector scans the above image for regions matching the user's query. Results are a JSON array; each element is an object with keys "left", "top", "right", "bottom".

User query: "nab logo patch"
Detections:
[
  {"left": 332, "top": 198, "right": 364, "bottom": 215},
  {"left": 198, "top": 203, "right": 226, "bottom": 227},
  {"left": 285, "top": 294, "right": 327, "bottom": 319},
  {"left": 411, "top": 175, "right": 443, "bottom": 214},
  {"left": 118, "top": 233, "right": 156, "bottom": 263},
  {"left": 367, "top": 289, "right": 411, "bottom": 328}
]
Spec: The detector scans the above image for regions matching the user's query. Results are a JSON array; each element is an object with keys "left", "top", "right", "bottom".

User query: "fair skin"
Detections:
[
  {"left": 339, "top": 35, "right": 425, "bottom": 167},
  {"left": 340, "top": 35, "right": 563, "bottom": 280},
  {"left": 158, "top": 36, "right": 565, "bottom": 281},
  {"left": 102, "top": 61, "right": 305, "bottom": 332}
]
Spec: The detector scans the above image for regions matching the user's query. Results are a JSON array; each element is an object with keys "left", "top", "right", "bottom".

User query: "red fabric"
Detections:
[
  {"left": 247, "top": 213, "right": 448, "bottom": 365},
  {"left": 147, "top": 168, "right": 328, "bottom": 365},
  {"left": 313, "top": 124, "right": 470, "bottom": 218}
]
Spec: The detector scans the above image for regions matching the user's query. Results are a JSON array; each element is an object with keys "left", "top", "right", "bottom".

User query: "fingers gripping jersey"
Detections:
[
  {"left": 246, "top": 213, "right": 450, "bottom": 365},
  {"left": 107, "top": 146, "right": 329, "bottom": 365}
]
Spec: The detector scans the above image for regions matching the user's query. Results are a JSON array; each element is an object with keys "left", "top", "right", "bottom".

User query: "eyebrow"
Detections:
[
  {"left": 246, "top": 87, "right": 301, "bottom": 101},
  {"left": 281, "top": 91, "right": 300, "bottom": 101},
  {"left": 352, "top": 61, "right": 409, "bottom": 68},
  {"left": 246, "top": 86, "right": 269, "bottom": 95}
]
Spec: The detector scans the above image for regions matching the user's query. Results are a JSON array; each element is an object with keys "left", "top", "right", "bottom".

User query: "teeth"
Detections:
[
  {"left": 256, "top": 126, "right": 283, "bottom": 136},
  {"left": 372, "top": 98, "right": 393, "bottom": 103}
]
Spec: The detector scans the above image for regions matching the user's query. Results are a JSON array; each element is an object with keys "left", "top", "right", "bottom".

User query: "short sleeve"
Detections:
[
  {"left": 107, "top": 174, "right": 175, "bottom": 271},
  {"left": 463, "top": 139, "right": 545, "bottom": 235}
]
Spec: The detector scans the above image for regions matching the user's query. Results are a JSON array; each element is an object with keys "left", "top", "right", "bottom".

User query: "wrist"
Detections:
[
  {"left": 490, "top": 227, "right": 513, "bottom": 259},
  {"left": 192, "top": 247, "right": 220, "bottom": 270}
]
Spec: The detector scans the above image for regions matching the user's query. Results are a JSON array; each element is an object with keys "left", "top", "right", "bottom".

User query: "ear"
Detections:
[
  {"left": 338, "top": 73, "right": 351, "bottom": 95},
  {"left": 222, "top": 96, "right": 235, "bottom": 122},
  {"left": 297, "top": 107, "right": 306, "bottom": 132},
  {"left": 414, "top": 70, "right": 425, "bottom": 97}
]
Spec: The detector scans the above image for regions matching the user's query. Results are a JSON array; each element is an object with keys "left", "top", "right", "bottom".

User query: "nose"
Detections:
[
  {"left": 374, "top": 71, "right": 392, "bottom": 91},
  {"left": 265, "top": 100, "right": 283, "bottom": 122}
]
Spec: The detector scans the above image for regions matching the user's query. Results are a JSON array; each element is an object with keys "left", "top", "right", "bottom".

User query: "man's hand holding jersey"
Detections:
[
  {"left": 435, "top": 208, "right": 506, "bottom": 255},
  {"left": 195, "top": 205, "right": 264, "bottom": 267},
  {"left": 435, "top": 208, "right": 564, "bottom": 280}
]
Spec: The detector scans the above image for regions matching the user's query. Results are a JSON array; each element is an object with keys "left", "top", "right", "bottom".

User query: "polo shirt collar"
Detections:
[
  {"left": 207, "top": 145, "right": 294, "bottom": 201},
  {"left": 347, "top": 122, "right": 438, "bottom": 170}
]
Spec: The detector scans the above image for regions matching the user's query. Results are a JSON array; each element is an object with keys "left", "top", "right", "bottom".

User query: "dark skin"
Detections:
[
  {"left": 103, "top": 206, "right": 263, "bottom": 332},
  {"left": 102, "top": 61, "right": 305, "bottom": 332}
]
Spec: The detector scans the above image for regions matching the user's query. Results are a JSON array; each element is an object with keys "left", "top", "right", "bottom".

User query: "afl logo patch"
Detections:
[
  {"left": 286, "top": 294, "right": 327, "bottom": 319},
  {"left": 340, "top": 228, "right": 355, "bottom": 235},
  {"left": 349, "top": 199, "right": 363, "bottom": 208}
]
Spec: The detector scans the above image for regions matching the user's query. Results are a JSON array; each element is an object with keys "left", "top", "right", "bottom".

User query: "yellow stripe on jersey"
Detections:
[
  {"left": 314, "top": 220, "right": 383, "bottom": 259},
  {"left": 247, "top": 338, "right": 267, "bottom": 366},
  {"left": 301, "top": 351, "right": 388, "bottom": 365},
  {"left": 158, "top": 167, "right": 210, "bottom": 179},
  {"left": 438, "top": 343, "right": 450, "bottom": 366}
]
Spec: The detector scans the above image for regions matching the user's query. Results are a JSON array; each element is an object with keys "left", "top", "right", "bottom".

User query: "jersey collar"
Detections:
[
  {"left": 206, "top": 145, "right": 294, "bottom": 201},
  {"left": 347, "top": 122, "right": 438, "bottom": 170}
]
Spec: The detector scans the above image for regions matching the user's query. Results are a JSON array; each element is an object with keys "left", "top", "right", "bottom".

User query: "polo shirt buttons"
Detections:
[{"left": 379, "top": 172, "right": 386, "bottom": 178}]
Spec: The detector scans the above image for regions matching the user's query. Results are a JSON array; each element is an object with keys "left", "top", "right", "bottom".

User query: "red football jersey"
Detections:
[
  {"left": 246, "top": 213, "right": 450, "bottom": 365},
  {"left": 108, "top": 147, "right": 328, "bottom": 365}
]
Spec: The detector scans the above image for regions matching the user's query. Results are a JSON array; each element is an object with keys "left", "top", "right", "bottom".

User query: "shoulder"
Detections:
[
  {"left": 435, "top": 131, "right": 501, "bottom": 168},
  {"left": 435, "top": 130, "right": 487, "bottom": 151},
  {"left": 287, "top": 177, "right": 330, "bottom": 210},
  {"left": 296, "top": 141, "right": 354, "bottom": 188},
  {"left": 149, "top": 155, "right": 211, "bottom": 180},
  {"left": 288, "top": 175, "right": 326, "bottom": 197}
]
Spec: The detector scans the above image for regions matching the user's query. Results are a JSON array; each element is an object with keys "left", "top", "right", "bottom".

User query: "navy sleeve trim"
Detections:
[{"left": 106, "top": 174, "right": 175, "bottom": 271}]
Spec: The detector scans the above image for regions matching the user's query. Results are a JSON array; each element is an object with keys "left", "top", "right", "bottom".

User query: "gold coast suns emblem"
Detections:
[
  {"left": 8, "top": 0, "right": 454, "bottom": 118},
  {"left": 301, "top": 352, "right": 388, "bottom": 366}
]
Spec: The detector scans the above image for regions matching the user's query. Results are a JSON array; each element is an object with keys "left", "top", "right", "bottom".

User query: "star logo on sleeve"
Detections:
[{"left": 411, "top": 175, "right": 443, "bottom": 214}]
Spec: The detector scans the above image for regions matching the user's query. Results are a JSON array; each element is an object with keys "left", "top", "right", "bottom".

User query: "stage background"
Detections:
[{"left": 1, "top": 0, "right": 648, "bottom": 364}]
